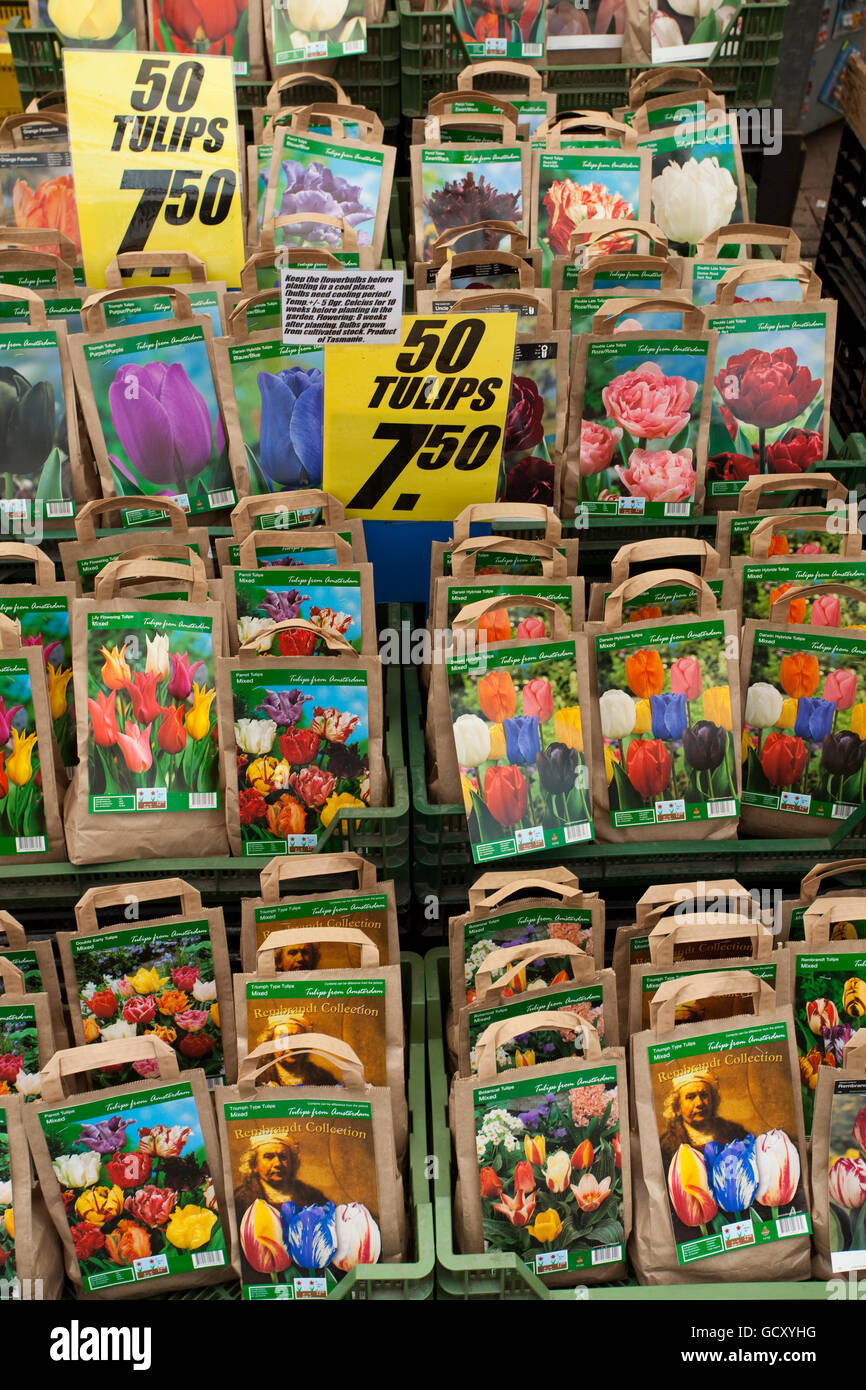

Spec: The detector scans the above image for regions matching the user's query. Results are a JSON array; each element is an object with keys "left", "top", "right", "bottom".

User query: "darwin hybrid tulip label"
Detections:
[
  {"left": 793, "top": 952, "right": 866, "bottom": 1134},
  {"left": 743, "top": 626, "right": 866, "bottom": 824},
  {"left": 233, "top": 569, "right": 364, "bottom": 654},
  {"left": 269, "top": 0, "right": 367, "bottom": 65},
  {"left": 86, "top": 610, "right": 220, "bottom": 816},
  {"left": 224, "top": 1095, "right": 381, "bottom": 1298},
  {"left": 467, "top": 983, "right": 606, "bottom": 1074},
  {"left": 232, "top": 667, "right": 371, "bottom": 855},
  {"left": 827, "top": 1077, "right": 866, "bottom": 1272},
  {"left": 740, "top": 560, "right": 866, "bottom": 623},
  {"left": 647, "top": 1021, "right": 810, "bottom": 1266},
  {"left": 638, "top": 960, "right": 780, "bottom": 1032},
  {"left": 596, "top": 619, "right": 738, "bottom": 828},
  {"left": 447, "top": 639, "right": 593, "bottom": 863},
  {"left": 40, "top": 1081, "right": 226, "bottom": 1291},
  {"left": 64, "top": 50, "right": 244, "bottom": 290},
  {"left": 0, "top": 327, "right": 75, "bottom": 523},
  {"left": 454, "top": 0, "right": 544, "bottom": 59},
  {"left": 534, "top": 153, "right": 645, "bottom": 287},
  {"left": 727, "top": 512, "right": 850, "bottom": 558},
  {"left": 442, "top": 544, "right": 569, "bottom": 578},
  {"left": 253, "top": 892, "right": 393, "bottom": 967},
  {"left": 445, "top": 583, "right": 575, "bottom": 630},
  {"left": 602, "top": 577, "right": 725, "bottom": 623},
  {"left": 461, "top": 905, "right": 597, "bottom": 1004},
  {"left": 70, "top": 919, "right": 225, "bottom": 1085},
  {"left": 224, "top": 340, "right": 324, "bottom": 497},
  {"left": 0, "top": 1001, "right": 41, "bottom": 1101},
  {"left": 0, "top": 1107, "right": 15, "bottom": 1284},
  {"left": 0, "top": 594, "right": 73, "bottom": 768},
  {"left": 243, "top": 978, "right": 388, "bottom": 1088},
  {"left": 474, "top": 1066, "right": 624, "bottom": 1277},
  {"left": 0, "top": 657, "right": 49, "bottom": 857}
]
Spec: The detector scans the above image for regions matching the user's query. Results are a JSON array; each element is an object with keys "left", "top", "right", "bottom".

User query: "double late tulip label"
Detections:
[{"left": 64, "top": 50, "right": 244, "bottom": 290}]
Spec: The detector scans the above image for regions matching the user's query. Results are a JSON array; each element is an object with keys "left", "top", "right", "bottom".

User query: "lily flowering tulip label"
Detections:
[
  {"left": 40, "top": 1081, "right": 226, "bottom": 1291},
  {"left": 0, "top": 1108, "right": 15, "bottom": 1282},
  {"left": 796, "top": 954, "right": 866, "bottom": 1136},
  {"left": 254, "top": 892, "right": 392, "bottom": 966},
  {"left": 86, "top": 611, "right": 219, "bottom": 815},
  {"left": 447, "top": 640, "right": 592, "bottom": 863},
  {"left": 233, "top": 569, "right": 363, "bottom": 654},
  {"left": 827, "top": 1078, "right": 866, "bottom": 1271},
  {"left": 596, "top": 619, "right": 738, "bottom": 827},
  {"left": 468, "top": 984, "right": 605, "bottom": 1074},
  {"left": 0, "top": 328, "right": 75, "bottom": 522},
  {"left": 0, "top": 657, "right": 48, "bottom": 857},
  {"left": 244, "top": 978, "right": 387, "bottom": 1087},
  {"left": 534, "top": 153, "right": 645, "bottom": 287},
  {"left": 224, "top": 1095, "right": 381, "bottom": 1298},
  {"left": 740, "top": 560, "right": 866, "bottom": 623},
  {"left": 639, "top": 961, "right": 779, "bottom": 1032},
  {"left": 577, "top": 339, "right": 710, "bottom": 517},
  {"left": 462, "top": 905, "right": 597, "bottom": 1004},
  {"left": 270, "top": 0, "right": 367, "bottom": 65},
  {"left": 647, "top": 1022, "right": 810, "bottom": 1266},
  {"left": 70, "top": 919, "right": 224, "bottom": 1084},
  {"left": 75, "top": 545, "right": 199, "bottom": 594},
  {"left": 474, "top": 1066, "right": 623, "bottom": 1274},
  {"left": 707, "top": 312, "right": 829, "bottom": 495},
  {"left": 0, "top": 1001, "right": 41, "bottom": 1101},
  {"left": 743, "top": 627, "right": 866, "bottom": 822},
  {"left": 231, "top": 667, "right": 370, "bottom": 854},
  {"left": 0, "top": 595, "right": 73, "bottom": 768},
  {"left": 454, "top": 0, "right": 544, "bottom": 58}
]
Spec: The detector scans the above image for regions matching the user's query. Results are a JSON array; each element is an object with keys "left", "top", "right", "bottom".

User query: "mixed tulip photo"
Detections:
[
  {"left": 578, "top": 347, "right": 706, "bottom": 509},
  {"left": 598, "top": 636, "right": 737, "bottom": 820},
  {"left": 795, "top": 961, "right": 865, "bottom": 1134},
  {"left": 0, "top": 666, "right": 48, "bottom": 855},
  {"left": 238, "top": 1196, "right": 382, "bottom": 1291},
  {"left": 43, "top": 1096, "right": 225, "bottom": 1290},
  {"left": 537, "top": 161, "right": 640, "bottom": 281},
  {"left": 71, "top": 928, "right": 224, "bottom": 1085},
  {"left": 38, "top": 0, "right": 140, "bottom": 47},
  {"left": 271, "top": 0, "right": 367, "bottom": 60},
  {"left": 150, "top": 0, "right": 251, "bottom": 69},
  {"left": 0, "top": 1113, "right": 15, "bottom": 1284},
  {"left": 232, "top": 672, "right": 371, "bottom": 851},
  {"left": 665, "top": 1127, "right": 805, "bottom": 1248},
  {"left": 744, "top": 573, "right": 862, "bottom": 625},
  {"left": 463, "top": 915, "right": 596, "bottom": 1005},
  {"left": 0, "top": 338, "right": 73, "bottom": 510},
  {"left": 469, "top": 996, "right": 606, "bottom": 1074},
  {"left": 0, "top": 1003, "right": 41, "bottom": 1102},
  {"left": 454, "top": 0, "right": 544, "bottom": 52},
  {"left": 86, "top": 621, "right": 219, "bottom": 812},
  {"left": 234, "top": 572, "right": 362, "bottom": 655},
  {"left": 476, "top": 1079, "right": 623, "bottom": 1265},
  {"left": 7, "top": 602, "right": 74, "bottom": 768},
  {"left": 742, "top": 642, "right": 866, "bottom": 818},
  {"left": 227, "top": 343, "right": 323, "bottom": 494},
  {"left": 827, "top": 1090, "right": 866, "bottom": 1271},
  {"left": 448, "top": 650, "right": 593, "bottom": 858},
  {"left": 420, "top": 153, "right": 524, "bottom": 258}
]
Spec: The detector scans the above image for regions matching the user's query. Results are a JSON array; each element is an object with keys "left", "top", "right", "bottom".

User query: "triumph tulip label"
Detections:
[
  {"left": 595, "top": 620, "right": 738, "bottom": 828},
  {"left": 646, "top": 1022, "right": 811, "bottom": 1266},
  {"left": 64, "top": 50, "right": 244, "bottom": 291},
  {"left": 793, "top": 951, "right": 866, "bottom": 1134},
  {"left": 828, "top": 1078, "right": 866, "bottom": 1272},
  {"left": 639, "top": 961, "right": 779, "bottom": 1031},
  {"left": 243, "top": 977, "right": 388, "bottom": 1088},
  {"left": 253, "top": 892, "right": 393, "bottom": 966},
  {"left": 102, "top": 289, "right": 223, "bottom": 335},
  {"left": 323, "top": 314, "right": 516, "bottom": 521},
  {"left": 743, "top": 627, "right": 866, "bottom": 823},
  {"left": 445, "top": 582, "right": 575, "bottom": 629},
  {"left": 222, "top": 1095, "right": 381, "bottom": 1299},
  {"left": 467, "top": 983, "right": 605, "bottom": 1073}
]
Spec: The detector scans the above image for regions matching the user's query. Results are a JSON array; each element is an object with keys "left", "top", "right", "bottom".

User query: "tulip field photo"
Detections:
[
  {"left": 0, "top": 1110, "right": 15, "bottom": 1283},
  {"left": 0, "top": 151, "right": 81, "bottom": 257},
  {"left": 742, "top": 629, "right": 866, "bottom": 821},
  {"left": 794, "top": 954, "right": 866, "bottom": 1135},
  {"left": 741, "top": 562, "right": 866, "bottom": 623},
  {"left": 0, "top": 595, "right": 73, "bottom": 767},
  {"left": 40, "top": 1086, "right": 226, "bottom": 1293},
  {"left": 828, "top": 1083, "right": 866, "bottom": 1271},
  {"left": 0, "top": 332, "right": 73, "bottom": 514},
  {"left": 86, "top": 613, "right": 220, "bottom": 815},
  {"left": 0, "top": 1002, "right": 41, "bottom": 1102},
  {"left": 499, "top": 346, "right": 560, "bottom": 504},
  {"left": 535, "top": 153, "right": 642, "bottom": 284},
  {"left": 231, "top": 667, "right": 371, "bottom": 852},
  {"left": 70, "top": 922, "right": 224, "bottom": 1085},
  {"left": 596, "top": 621, "right": 738, "bottom": 826},
  {"left": 0, "top": 658, "right": 48, "bottom": 856},
  {"left": 234, "top": 569, "right": 363, "bottom": 654},
  {"left": 224, "top": 1097, "right": 383, "bottom": 1296},
  {"left": 150, "top": 0, "right": 251, "bottom": 72},
  {"left": 446, "top": 641, "right": 593, "bottom": 863},
  {"left": 578, "top": 341, "right": 709, "bottom": 514},
  {"left": 707, "top": 313, "right": 828, "bottom": 489},
  {"left": 37, "top": 0, "right": 139, "bottom": 48},
  {"left": 226, "top": 339, "right": 324, "bottom": 494},
  {"left": 271, "top": 0, "right": 367, "bottom": 63},
  {"left": 420, "top": 149, "right": 524, "bottom": 259},
  {"left": 475, "top": 1067, "right": 624, "bottom": 1274},
  {"left": 462, "top": 906, "right": 597, "bottom": 1005}
]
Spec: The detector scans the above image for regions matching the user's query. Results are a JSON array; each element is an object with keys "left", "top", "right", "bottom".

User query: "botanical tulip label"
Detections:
[
  {"left": 474, "top": 1065, "right": 624, "bottom": 1275},
  {"left": 234, "top": 569, "right": 363, "bottom": 654},
  {"left": 793, "top": 952, "right": 866, "bottom": 1134},
  {"left": 454, "top": 0, "right": 544, "bottom": 57},
  {"left": 69, "top": 919, "right": 224, "bottom": 1085},
  {"left": 740, "top": 560, "right": 866, "bottom": 622},
  {"left": 0, "top": 150, "right": 80, "bottom": 263},
  {"left": 417, "top": 148, "right": 526, "bottom": 260},
  {"left": 0, "top": 327, "right": 74, "bottom": 520},
  {"left": 79, "top": 323, "right": 235, "bottom": 514},
  {"left": 150, "top": 0, "right": 252, "bottom": 74},
  {"left": 445, "top": 583, "right": 574, "bottom": 631},
  {"left": 223, "top": 1095, "right": 381, "bottom": 1298},
  {"left": 86, "top": 610, "right": 220, "bottom": 816},
  {"left": 441, "top": 544, "right": 569, "bottom": 578},
  {"left": 788, "top": 906, "right": 866, "bottom": 942},
  {"left": 647, "top": 1021, "right": 810, "bottom": 1266},
  {"left": 728, "top": 513, "right": 848, "bottom": 558},
  {"left": 225, "top": 339, "right": 324, "bottom": 496},
  {"left": 0, "top": 594, "right": 73, "bottom": 767},
  {"left": 254, "top": 892, "right": 392, "bottom": 966},
  {"left": 244, "top": 978, "right": 387, "bottom": 1088},
  {"left": 0, "top": 1107, "right": 15, "bottom": 1283},
  {"left": 0, "top": 656, "right": 49, "bottom": 856},
  {"left": 468, "top": 984, "right": 605, "bottom": 1074},
  {"left": 231, "top": 667, "right": 370, "bottom": 854},
  {"left": 692, "top": 262, "right": 806, "bottom": 309},
  {"left": 270, "top": 0, "right": 367, "bottom": 64},
  {"left": 707, "top": 311, "right": 829, "bottom": 495},
  {"left": 462, "top": 905, "right": 597, "bottom": 1003},
  {"left": 40, "top": 1081, "right": 226, "bottom": 1291},
  {"left": 447, "top": 639, "right": 593, "bottom": 863},
  {"left": 102, "top": 291, "right": 224, "bottom": 336},
  {"left": 578, "top": 339, "right": 710, "bottom": 517},
  {"left": 0, "top": 1001, "right": 40, "bottom": 1101},
  {"left": 827, "top": 1078, "right": 866, "bottom": 1271},
  {"left": 596, "top": 619, "right": 738, "bottom": 827},
  {"left": 638, "top": 961, "right": 779, "bottom": 1031},
  {"left": 612, "top": 577, "right": 724, "bottom": 622},
  {"left": 567, "top": 292, "right": 683, "bottom": 338},
  {"left": 743, "top": 626, "right": 866, "bottom": 823},
  {"left": 269, "top": 132, "right": 386, "bottom": 256},
  {"left": 534, "top": 152, "right": 645, "bottom": 286}
]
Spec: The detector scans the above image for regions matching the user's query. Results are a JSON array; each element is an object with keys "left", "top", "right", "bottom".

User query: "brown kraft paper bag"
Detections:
[
  {"left": 549, "top": 218, "right": 670, "bottom": 296},
  {"left": 682, "top": 222, "right": 807, "bottom": 305},
  {"left": 59, "top": 496, "right": 214, "bottom": 594},
  {"left": 252, "top": 73, "right": 352, "bottom": 144},
  {"left": 0, "top": 909, "right": 66, "bottom": 1048},
  {"left": 0, "top": 1094, "right": 64, "bottom": 1300},
  {"left": 714, "top": 472, "right": 855, "bottom": 568},
  {"left": 810, "top": 1029, "right": 866, "bottom": 1280},
  {"left": 429, "top": 503, "right": 575, "bottom": 609},
  {"left": 782, "top": 858, "right": 866, "bottom": 943},
  {"left": 415, "top": 220, "right": 542, "bottom": 298},
  {"left": 217, "top": 489, "right": 366, "bottom": 572},
  {"left": 0, "top": 956, "right": 57, "bottom": 1096},
  {"left": 587, "top": 536, "right": 732, "bottom": 621},
  {"left": 0, "top": 541, "right": 76, "bottom": 770},
  {"left": 222, "top": 529, "right": 360, "bottom": 654},
  {"left": 0, "top": 613, "right": 65, "bottom": 863}
]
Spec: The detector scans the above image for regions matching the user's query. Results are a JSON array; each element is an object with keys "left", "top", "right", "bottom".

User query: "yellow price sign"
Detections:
[
  {"left": 64, "top": 50, "right": 245, "bottom": 290},
  {"left": 323, "top": 313, "right": 516, "bottom": 521}
]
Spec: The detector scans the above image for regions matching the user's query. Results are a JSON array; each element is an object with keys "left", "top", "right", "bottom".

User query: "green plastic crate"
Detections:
[
  {"left": 426, "top": 948, "right": 833, "bottom": 1299},
  {"left": 6, "top": 15, "right": 61, "bottom": 107}
]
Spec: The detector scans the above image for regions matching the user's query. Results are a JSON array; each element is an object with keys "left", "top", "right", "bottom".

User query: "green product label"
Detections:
[
  {"left": 468, "top": 983, "right": 605, "bottom": 1073},
  {"left": 102, "top": 291, "right": 222, "bottom": 335},
  {"left": 233, "top": 568, "right": 363, "bottom": 653},
  {"left": 445, "top": 582, "right": 572, "bottom": 629},
  {"left": 0, "top": 947, "right": 42, "bottom": 994},
  {"left": 442, "top": 545, "right": 567, "bottom": 577},
  {"left": 462, "top": 905, "right": 595, "bottom": 1001},
  {"left": 638, "top": 961, "right": 778, "bottom": 1030},
  {"left": 76, "top": 545, "right": 199, "bottom": 593}
]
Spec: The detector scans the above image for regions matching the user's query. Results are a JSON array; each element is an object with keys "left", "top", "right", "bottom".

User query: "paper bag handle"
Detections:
[
  {"left": 568, "top": 219, "right": 668, "bottom": 258},
  {"left": 430, "top": 220, "right": 529, "bottom": 256},
  {"left": 450, "top": 288, "right": 553, "bottom": 334},
  {"left": 650, "top": 970, "right": 776, "bottom": 1034},
  {"left": 261, "top": 213, "right": 359, "bottom": 252},
  {"left": 236, "top": 529, "right": 353, "bottom": 567},
  {"left": 452, "top": 502, "right": 561, "bottom": 542},
  {"left": 92, "top": 553, "right": 209, "bottom": 601},
  {"left": 40, "top": 1037, "right": 180, "bottom": 1103},
  {"left": 451, "top": 593, "right": 571, "bottom": 637},
  {"left": 628, "top": 65, "right": 713, "bottom": 102},
  {"left": 81, "top": 285, "right": 194, "bottom": 334},
  {"left": 0, "top": 111, "right": 67, "bottom": 147},
  {"left": 264, "top": 73, "right": 349, "bottom": 110},
  {"left": 713, "top": 261, "right": 821, "bottom": 305},
  {"left": 0, "top": 542, "right": 56, "bottom": 583},
  {"left": 0, "top": 912, "right": 27, "bottom": 948},
  {"left": 0, "top": 283, "right": 48, "bottom": 326},
  {"left": 435, "top": 248, "right": 533, "bottom": 291},
  {"left": 769, "top": 582, "right": 866, "bottom": 621},
  {"left": 236, "top": 1034, "right": 365, "bottom": 1093},
  {"left": 73, "top": 495, "right": 191, "bottom": 539},
  {"left": 457, "top": 60, "right": 543, "bottom": 95},
  {"left": 697, "top": 222, "right": 802, "bottom": 259},
  {"left": 843, "top": 1032, "right": 866, "bottom": 1069},
  {"left": 104, "top": 252, "right": 208, "bottom": 287},
  {"left": 0, "top": 614, "right": 21, "bottom": 651},
  {"left": 255, "top": 927, "right": 379, "bottom": 972},
  {"left": 237, "top": 616, "right": 357, "bottom": 655},
  {"left": 735, "top": 473, "right": 845, "bottom": 515},
  {"left": 0, "top": 226, "right": 76, "bottom": 262},
  {"left": 576, "top": 252, "right": 679, "bottom": 292},
  {"left": 469, "top": 879, "right": 583, "bottom": 911},
  {"left": 0, "top": 247, "right": 76, "bottom": 291},
  {"left": 604, "top": 571, "right": 718, "bottom": 626},
  {"left": 475, "top": 938, "right": 592, "bottom": 1001},
  {"left": 539, "top": 113, "right": 636, "bottom": 146},
  {"left": 610, "top": 537, "right": 720, "bottom": 586},
  {"left": 74, "top": 878, "right": 203, "bottom": 935},
  {"left": 259, "top": 852, "right": 377, "bottom": 899},
  {"left": 801, "top": 859, "right": 866, "bottom": 902},
  {"left": 450, "top": 534, "right": 566, "bottom": 579},
  {"left": 593, "top": 294, "right": 705, "bottom": 333},
  {"left": 648, "top": 913, "right": 774, "bottom": 968},
  {"left": 0, "top": 957, "right": 25, "bottom": 993},
  {"left": 749, "top": 508, "right": 860, "bottom": 557},
  {"left": 474, "top": 1010, "right": 601, "bottom": 1078}
]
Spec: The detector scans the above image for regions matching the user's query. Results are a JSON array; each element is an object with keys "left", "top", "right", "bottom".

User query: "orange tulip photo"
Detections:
[{"left": 0, "top": 155, "right": 81, "bottom": 257}]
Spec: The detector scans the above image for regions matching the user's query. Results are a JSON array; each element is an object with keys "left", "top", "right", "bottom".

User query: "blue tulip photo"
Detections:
[
  {"left": 650, "top": 692, "right": 687, "bottom": 741},
  {"left": 703, "top": 1135, "right": 759, "bottom": 1214},
  {"left": 504, "top": 715, "right": 541, "bottom": 766},
  {"left": 793, "top": 696, "right": 835, "bottom": 744}
]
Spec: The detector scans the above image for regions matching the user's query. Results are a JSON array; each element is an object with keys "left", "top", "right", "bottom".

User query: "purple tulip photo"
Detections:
[
  {"left": 77, "top": 1116, "right": 132, "bottom": 1154},
  {"left": 108, "top": 360, "right": 224, "bottom": 494},
  {"left": 277, "top": 159, "right": 375, "bottom": 247}
]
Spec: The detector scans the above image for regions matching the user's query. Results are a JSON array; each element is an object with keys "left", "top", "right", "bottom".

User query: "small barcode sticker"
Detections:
[
  {"left": 192, "top": 1250, "right": 226, "bottom": 1269},
  {"left": 665, "top": 503, "right": 691, "bottom": 516},
  {"left": 15, "top": 835, "right": 46, "bottom": 853},
  {"left": 232, "top": 60, "right": 248, "bottom": 75},
  {"left": 522, "top": 42, "right": 543, "bottom": 54},
  {"left": 833, "top": 803, "right": 859, "bottom": 819},
  {"left": 343, "top": 38, "right": 365, "bottom": 51},
  {"left": 46, "top": 500, "right": 73, "bottom": 517},
  {"left": 776, "top": 1214, "right": 809, "bottom": 1238},
  {"left": 707, "top": 799, "right": 736, "bottom": 818},
  {"left": 591, "top": 1244, "right": 622, "bottom": 1265},
  {"left": 208, "top": 489, "right": 236, "bottom": 508},
  {"left": 189, "top": 793, "right": 217, "bottom": 810},
  {"left": 564, "top": 823, "right": 592, "bottom": 843}
]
